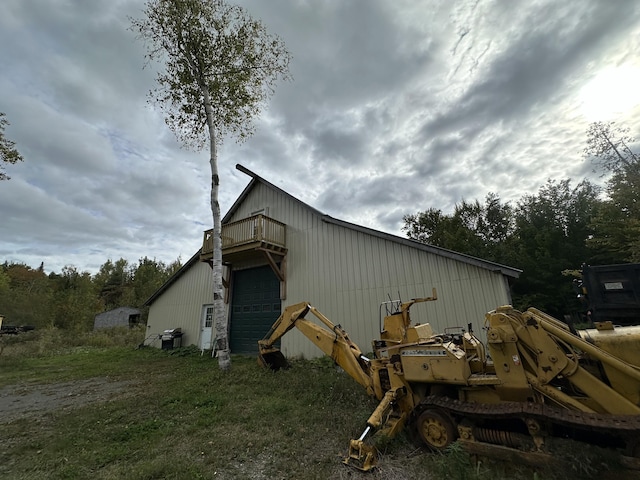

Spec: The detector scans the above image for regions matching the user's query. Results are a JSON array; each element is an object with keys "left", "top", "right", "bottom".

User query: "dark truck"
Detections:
[
  {"left": 576, "top": 263, "right": 640, "bottom": 326},
  {"left": 0, "top": 314, "right": 35, "bottom": 336}
]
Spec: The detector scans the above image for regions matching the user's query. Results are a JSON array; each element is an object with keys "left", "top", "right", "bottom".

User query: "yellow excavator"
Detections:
[{"left": 258, "top": 290, "right": 640, "bottom": 471}]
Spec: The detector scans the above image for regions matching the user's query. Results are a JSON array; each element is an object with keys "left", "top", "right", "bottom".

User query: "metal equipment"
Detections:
[
  {"left": 161, "top": 328, "right": 183, "bottom": 350},
  {"left": 575, "top": 263, "right": 640, "bottom": 326},
  {"left": 258, "top": 290, "right": 640, "bottom": 471}
]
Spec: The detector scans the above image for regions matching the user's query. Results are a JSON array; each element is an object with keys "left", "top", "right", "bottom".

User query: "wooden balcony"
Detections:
[{"left": 200, "top": 214, "right": 287, "bottom": 264}]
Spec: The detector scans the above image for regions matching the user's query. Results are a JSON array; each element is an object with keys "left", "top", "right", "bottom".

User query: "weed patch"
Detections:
[{"left": 0, "top": 345, "right": 636, "bottom": 480}]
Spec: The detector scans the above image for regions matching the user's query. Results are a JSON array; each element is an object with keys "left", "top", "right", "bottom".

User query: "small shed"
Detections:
[{"left": 94, "top": 307, "right": 141, "bottom": 330}]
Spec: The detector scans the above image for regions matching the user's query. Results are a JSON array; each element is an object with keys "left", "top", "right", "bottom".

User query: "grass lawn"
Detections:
[{"left": 0, "top": 329, "right": 633, "bottom": 479}]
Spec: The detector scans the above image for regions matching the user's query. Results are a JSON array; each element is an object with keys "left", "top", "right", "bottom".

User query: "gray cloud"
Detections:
[{"left": 1, "top": 0, "right": 639, "bottom": 273}]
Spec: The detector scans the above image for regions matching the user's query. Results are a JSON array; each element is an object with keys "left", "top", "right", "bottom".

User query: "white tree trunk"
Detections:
[{"left": 203, "top": 90, "right": 231, "bottom": 371}]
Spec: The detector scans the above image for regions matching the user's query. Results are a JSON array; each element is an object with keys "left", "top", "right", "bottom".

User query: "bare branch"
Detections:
[{"left": 584, "top": 121, "right": 639, "bottom": 174}]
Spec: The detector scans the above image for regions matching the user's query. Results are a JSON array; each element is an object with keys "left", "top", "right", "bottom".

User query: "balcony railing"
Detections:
[{"left": 201, "top": 214, "right": 286, "bottom": 260}]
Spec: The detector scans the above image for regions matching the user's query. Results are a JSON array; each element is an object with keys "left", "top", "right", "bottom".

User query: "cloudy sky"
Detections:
[{"left": 1, "top": 0, "right": 640, "bottom": 274}]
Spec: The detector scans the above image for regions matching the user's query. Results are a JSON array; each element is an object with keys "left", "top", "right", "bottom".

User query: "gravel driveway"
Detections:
[{"left": 0, "top": 377, "right": 135, "bottom": 423}]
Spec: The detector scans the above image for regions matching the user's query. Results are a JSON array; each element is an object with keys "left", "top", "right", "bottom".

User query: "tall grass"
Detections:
[
  {"left": 0, "top": 334, "right": 631, "bottom": 480},
  {"left": 0, "top": 325, "right": 145, "bottom": 358}
]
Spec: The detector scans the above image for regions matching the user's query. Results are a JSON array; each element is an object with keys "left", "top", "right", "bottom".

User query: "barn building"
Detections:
[
  {"left": 144, "top": 165, "right": 520, "bottom": 358},
  {"left": 94, "top": 307, "right": 141, "bottom": 330}
]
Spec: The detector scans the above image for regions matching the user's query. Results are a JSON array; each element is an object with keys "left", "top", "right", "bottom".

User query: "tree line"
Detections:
[
  {"left": 0, "top": 257, "right": 181, "bottom": 330},
  {"left": 403, "top": 122, "right": 640, "bottom": 320},
  {"left": 2, "top": 122, "right": 638, "bottom": 330}
]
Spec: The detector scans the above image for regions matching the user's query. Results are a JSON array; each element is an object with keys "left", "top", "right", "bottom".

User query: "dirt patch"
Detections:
[{"left": 0, "top": 377, "right": 135, "bottom": 423}]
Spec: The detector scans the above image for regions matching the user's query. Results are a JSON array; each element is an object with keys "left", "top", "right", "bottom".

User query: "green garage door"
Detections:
[{"left": 230, "top": 265, "right": 281, "bottom": 355}]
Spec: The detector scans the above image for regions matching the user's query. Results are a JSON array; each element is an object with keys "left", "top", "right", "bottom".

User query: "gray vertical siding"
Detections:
[
  {"left": 226, "top": 183, "right": 512, "bottom": 359},
  {"left": 146, "top": 261, "right": 217, "bottom": 348}
]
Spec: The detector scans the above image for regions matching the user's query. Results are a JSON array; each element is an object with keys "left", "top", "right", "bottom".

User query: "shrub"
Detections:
[{"left": 0, "top": 325, "right": 145, "bottom": 357}]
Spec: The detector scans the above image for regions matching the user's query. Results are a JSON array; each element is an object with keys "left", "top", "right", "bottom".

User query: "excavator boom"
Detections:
[{"left": 258, "top": 302, "right": 374, "bottom": 395}]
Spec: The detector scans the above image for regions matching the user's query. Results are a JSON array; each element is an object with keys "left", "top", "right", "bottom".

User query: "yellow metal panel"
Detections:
[
  {"left": 580, "top": 325, "right": 640, "bottom": 367},
  {"left": 580, "top": 325, "right": 640, "bottom": 404},
  {"left": 401, "top": 348, "right": 471, "bottom": 384}
]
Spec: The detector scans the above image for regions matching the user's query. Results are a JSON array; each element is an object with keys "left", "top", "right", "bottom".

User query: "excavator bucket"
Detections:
[
  {"left": 343, "top": 439, "right": 377, "bottom": 471},
  {"left": 258, "top": 348, "right": 290, "bottom": 370}
]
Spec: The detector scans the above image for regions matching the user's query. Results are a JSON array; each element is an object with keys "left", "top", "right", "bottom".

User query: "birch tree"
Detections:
[
  {"left": 0, "top": 112, "right": 23, "bottom": 181},
  {"left": 131, "top": 0, "right": 291, "bottom": 370}
]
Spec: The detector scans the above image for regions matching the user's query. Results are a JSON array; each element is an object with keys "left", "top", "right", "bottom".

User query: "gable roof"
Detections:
[
  {"left": 223, "top": 164, "right": 326, "bottom": 222},
  {"left": 228, "top": 164, "right": 521, "bottom": 278}
]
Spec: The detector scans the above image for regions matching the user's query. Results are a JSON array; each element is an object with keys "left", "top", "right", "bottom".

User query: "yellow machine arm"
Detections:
[
  {"left": 486, "top": 306, "right": 640, "bottom": 414},
  {"left": 258, "top": 295, "right": 443, "bottom": 471},
  {"left": 258, "top": 302, "right": 374, "bottom": 396}
]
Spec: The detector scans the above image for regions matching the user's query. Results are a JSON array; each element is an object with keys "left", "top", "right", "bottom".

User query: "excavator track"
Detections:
[
  {"left": 416, "top": 393, "right": 640, "bottom": 469},
  {"left": 419, "top": 395, "right": 640, "bottom": 433}
]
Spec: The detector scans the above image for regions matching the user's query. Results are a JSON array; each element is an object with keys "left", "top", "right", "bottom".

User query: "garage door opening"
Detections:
[{"left": 230, "top": 265, "right": 281, "bottom": 355}]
